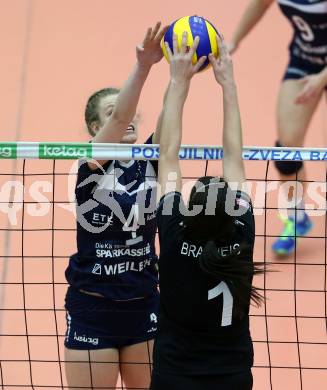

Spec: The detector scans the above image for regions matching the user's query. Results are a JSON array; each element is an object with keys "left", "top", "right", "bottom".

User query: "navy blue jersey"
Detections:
[
  {"left": 278, "top": 0, "right": 327, "bottom": 66},
  {"left": 65, "top": 136, "right": 159, "bottom": 300},
  {"left": 153, "top": 191, "right": 255, "bottom": 376}
]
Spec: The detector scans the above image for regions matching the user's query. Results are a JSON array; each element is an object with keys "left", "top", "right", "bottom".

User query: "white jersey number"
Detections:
[
  {"left": 123, "top": 204, "right": 143, "bottom": 245},
  {"left": 208, "top": 281, "right": 233, "bottom": 327},
  {"left": 292, "top": 15, "right": 314, "bottom": 42}
]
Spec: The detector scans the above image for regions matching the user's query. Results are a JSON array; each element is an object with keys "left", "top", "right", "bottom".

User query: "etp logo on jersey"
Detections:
[
  {"left": 92, "top": 212, "right": 114, "bottom": 226},
  {"left": 0, "top": 144, "right": 17, "bottom": 159},
  {"left": 39, "top": 143, "right": 92, "bottom": 159}
]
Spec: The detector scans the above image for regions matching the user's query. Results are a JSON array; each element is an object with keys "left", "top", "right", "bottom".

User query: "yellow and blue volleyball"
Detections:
[{"left": 161, "top": 15, "right": 220, "bottom": 72}]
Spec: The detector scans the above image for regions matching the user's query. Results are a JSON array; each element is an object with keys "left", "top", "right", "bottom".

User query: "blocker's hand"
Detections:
[
  {"left": 164, "top": 31, "right": 207, "bottom": 84},
  {"left": 136, "top": 22, "right": 168, "bottom": 68},
  {"left": 209, "top": 34, "right": 235, "bottom": 87}
]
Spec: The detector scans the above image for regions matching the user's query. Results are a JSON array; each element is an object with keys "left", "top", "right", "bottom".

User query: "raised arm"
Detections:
[
  {"left": 209, "top": 36, "right": 246, "bottom": 187},
  {"left": 228, "top": 0, "right": 274, "bottom": 54},
  {"left": 158, "top": 33, "right": 206, "bottom": 200},
  {"left": 152, "top": 83, "right": 170, "bottom": 145},
  {"left": 93, "top": 22, "right": 167, "bottom": 145}
]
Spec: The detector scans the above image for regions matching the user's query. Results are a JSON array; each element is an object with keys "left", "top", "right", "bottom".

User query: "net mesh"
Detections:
[{"left": 0, "top": 156, "right": 326, "bottom": 389}]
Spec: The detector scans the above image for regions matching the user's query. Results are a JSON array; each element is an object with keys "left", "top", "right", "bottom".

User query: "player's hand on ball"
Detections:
[
  {"left": 137, "top": 22, "right": 169, "bottom": 68},
  {"left": 209, "top": 35, "right": 235, "bottom": 87},
  {"left": 164, "top": 32, "right": 207, "bottom": 84}
]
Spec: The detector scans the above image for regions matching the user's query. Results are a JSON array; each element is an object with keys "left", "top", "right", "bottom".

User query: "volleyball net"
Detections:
[{"left": 0, "top": 142, "right": 326, "bottom": 390}]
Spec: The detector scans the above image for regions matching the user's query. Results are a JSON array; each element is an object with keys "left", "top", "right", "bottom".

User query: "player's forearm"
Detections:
[
  {"left": 231, "top": 0, "right": 273, "bottom": 47},
  {"left": 94, "top": 62, "right": 151, "bottom": 144},
  {"left": 222, "top": 82, "right": 243, "bottom": 166},
  {"left": 112, "top": 62, "right": 151, "bottom": 125},
  {"left": 160, "top": 80, "right": 189, "bottom": 159},
  {"left": 153, "top": 83, "right": 170, "bottom": 144}
]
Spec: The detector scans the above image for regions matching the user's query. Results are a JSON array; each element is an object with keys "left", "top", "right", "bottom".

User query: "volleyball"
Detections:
[{"left": 161, "top": 15, "right": 220, "bottom": 72}]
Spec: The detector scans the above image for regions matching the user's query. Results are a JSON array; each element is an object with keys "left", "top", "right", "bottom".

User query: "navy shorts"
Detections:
[
  {"left": 283, "top": 53, "right": 327, "bottom": 85},
  {"left": 150, "top": 370, "right": 253, "bottom": 390},
  {"left": 64, "top": 287, "right": 159, "bottom": 350}
]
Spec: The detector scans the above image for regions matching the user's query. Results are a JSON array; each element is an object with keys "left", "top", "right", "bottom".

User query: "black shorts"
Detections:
[
  {"left": 283, "top": 53, "right": 327, "bottom": 85},
  {"left": 150, "top": 370, "right": 253, "bottom": 390},
  {"left": 64, "top": 287, "right": 159, "bottom": 350}
]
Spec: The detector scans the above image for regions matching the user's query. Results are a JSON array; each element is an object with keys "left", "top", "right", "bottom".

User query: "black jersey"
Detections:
[
  {"left": 278, "top": 0, "right": 327, "bottom": 66},
  {"left": 153, "top": 191, "right": 255, "bottom": 376},
  {"left": 65, "top": 136, "right": 159, "bottom": 300}
]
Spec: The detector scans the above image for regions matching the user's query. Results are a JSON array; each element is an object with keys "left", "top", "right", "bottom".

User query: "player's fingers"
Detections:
[
  {"left": 216, "top": 34, "right": 227, "bottom": 59},
  {"left": 180, "top": 31, "right": 188, "bottom": 54},
  {"left": 151, "top": 21, "right": 161, "bottom": 40},
  {"left": 298, "top": 75, "right": 309, "bottom": 84},
  {"left": 193, "top": 56, "right": 207, "bottom": 73},
  {"left": 216, "top": 28, "right": 223, "bottom": 40},
  {"left": 296, "top": 95, "right": 308, "bottom": 104},
  {"left": 156, "top": 25, "right": 169, "bottom": 42},
  {"left": 189, "top": 36, "right": 200, "bottom": 58},
  {"left": 208, "top": 53, "right": 216, "bottom": 66},
  {"left": 136, "top": 44, "right": 144, "bottom": 53},
  {"left": 165, "top": 41, "right": 173, "bottom": 61},
  {"left": 172, "top": 33, "right": 179, "bottom": 55},
  {"left": 143, "top": 27, "right": 152, "bottom": 44},
  {"left": 295, "top": 86, "right": 312, "bottom": 104},
  {"left": 295, "top": 92, "right": 305, "bottom": 104},
  {"left": 208, "top": 52, "right": 220, "bottom": 70},
  {"left": 299, "top": 91, "right": 315, "bottom": 104}
]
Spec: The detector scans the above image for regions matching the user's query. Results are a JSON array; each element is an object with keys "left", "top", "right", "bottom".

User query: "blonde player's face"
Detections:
[{"left": 97, "top": 94, "right": 139, "bottom": 143}]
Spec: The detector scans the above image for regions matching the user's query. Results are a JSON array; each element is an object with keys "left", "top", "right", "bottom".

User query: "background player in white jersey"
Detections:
[
  {"left": 228, "top": 0, "right": 327, "bottom": 256},
  {"left": 64, "top": 22, "right": 167, "bottom": 390},
  {"left": 151, "top": 33, "right": 264, "bottom": 390}
]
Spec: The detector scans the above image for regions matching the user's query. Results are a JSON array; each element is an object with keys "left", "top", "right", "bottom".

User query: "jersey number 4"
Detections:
[
  {"left": 123, "top": 204, "right": 143, "bottom": 245},
  {"left": 208, "top": 281, "right": 233, "bottom": 327}
]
